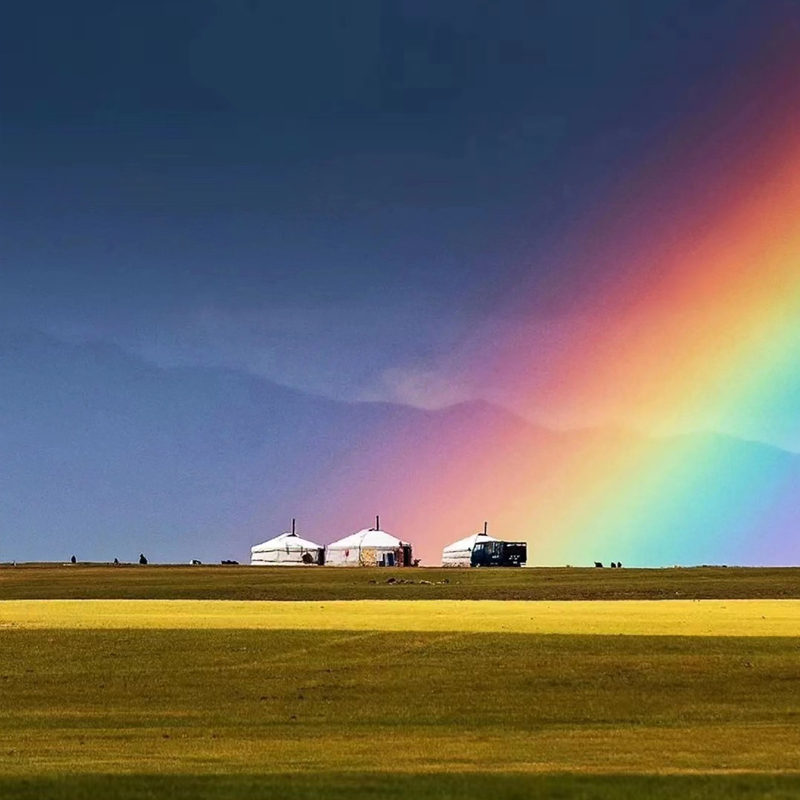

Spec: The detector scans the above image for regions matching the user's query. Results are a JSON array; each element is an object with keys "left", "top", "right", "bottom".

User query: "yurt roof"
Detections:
[
  {"left": 327, "top": 528, "right": 409, "bottom": 550},
  {"left": 443, "top": 532, "right": 499, "bottom": 553},
  {"left": 251, "top": 531, "right": 322, "bottom": 553}
]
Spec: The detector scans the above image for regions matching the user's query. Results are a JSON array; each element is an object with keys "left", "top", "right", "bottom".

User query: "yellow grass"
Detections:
[
  {"left": 1, "top": 598, "right": 798, "bottom": 635},
  {"left": 6, "top": 725, "right": 800, "bottom": 776}
]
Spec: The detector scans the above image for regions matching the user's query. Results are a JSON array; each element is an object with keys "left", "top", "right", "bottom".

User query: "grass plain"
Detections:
[
  {"left": 2, "top": 598, "right": 800, "bottom": 636},
  {"left": 1, "top": 566, "right": 799, "bottom": 799},
  {"left": 2, "top": 563, "right": 800, "bottom": 600}
]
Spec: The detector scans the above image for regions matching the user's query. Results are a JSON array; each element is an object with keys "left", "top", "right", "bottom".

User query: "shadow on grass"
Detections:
[{"left": 2, "top": 773, "right": 799, "bottom": 800}]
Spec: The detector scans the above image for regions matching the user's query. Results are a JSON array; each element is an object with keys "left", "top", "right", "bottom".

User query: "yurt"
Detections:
[
  {"left": 442, "top": 523, "right": 499, "bottom": 567},
  {"left": 250, "top": 520, "right": 324, "bottom": 566},
  {"left": 442, "top": 523, "right": 527, "bottom": 567},
  {"left": 325, "top": 517, "right": 413, "bottom": 567}
]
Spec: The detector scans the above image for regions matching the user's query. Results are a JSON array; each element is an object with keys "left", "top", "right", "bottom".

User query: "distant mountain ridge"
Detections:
[{"left": 2, "top": 330, "right": 798, "bottom": 565}]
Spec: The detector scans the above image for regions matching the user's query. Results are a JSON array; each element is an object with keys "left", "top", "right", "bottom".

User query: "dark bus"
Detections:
[{"left": 470, "top": 540, "right": 527, "bottom": 567}]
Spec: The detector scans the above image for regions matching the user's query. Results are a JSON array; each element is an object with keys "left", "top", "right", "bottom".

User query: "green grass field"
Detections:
[
  {"left": 2, "top": 563, "right": 800, "bottom": 600},
  {"left": 1, "top": 567, "right": 799, "bottom": 798}
]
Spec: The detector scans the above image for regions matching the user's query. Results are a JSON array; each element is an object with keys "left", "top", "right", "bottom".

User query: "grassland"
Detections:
[
  {"left": 2, "top": 567, "right": 799, "bottom": 798},
  {"left": 2, "top": 598, "right": 800, "bottom": 636},
  {"left": 2, "top": 563, "right": 800, "bottom": 600},
  {"left": 1, "top": 627, "right": 800, "bottom": 798},
  {"left": 5, "top": 774, "right": 800, "bottom": 800}
]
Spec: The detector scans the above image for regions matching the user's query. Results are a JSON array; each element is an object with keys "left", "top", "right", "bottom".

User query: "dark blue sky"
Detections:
[
  {"left": 3, "top": 1, "right": 800, "bottom": 563},
  {"left": 2, "top": 0, "right": 797, "bottom": 404}
]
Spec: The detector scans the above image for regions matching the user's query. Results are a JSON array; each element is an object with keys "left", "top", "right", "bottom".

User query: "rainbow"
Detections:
[{"left": 309, "top": 56, "right": 800, "bottom": 567}]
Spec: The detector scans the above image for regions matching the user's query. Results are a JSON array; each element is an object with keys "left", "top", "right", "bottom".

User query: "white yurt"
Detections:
[
  {"left": 442, "top": 523, "right": 498, "bottom": 567},
  {"left": 325, "top": 517, "right": 413, "bottom": 567},
  {"left": 250, "top": 520, "right": 324, "bottom": 566}
]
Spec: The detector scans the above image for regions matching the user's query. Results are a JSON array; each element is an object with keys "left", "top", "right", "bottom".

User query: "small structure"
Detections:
[
  {"left": 442, "top": 523, "right": 527, "bottom": 568},
  {"left": 250, "top": 519, "right": 324, "bottom": 566},
  {"left": 442, "top": 523, "right": 499, "bottom": 568},
  {"left": 325, "top": 517, "right": 412, "bottom": 567}
]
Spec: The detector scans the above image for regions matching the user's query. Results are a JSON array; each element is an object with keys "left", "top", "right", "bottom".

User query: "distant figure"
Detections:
[
  {"left": 70, "top": 555, "right": 77, "bottom": 564},
  {"left": 618, "top": 561, "right": 623, "bottom": 569},
  {"left": 113, "top": 558, "right": 119, "bottom": 565},
  {"left": 139, "top": 553, "right": 148, "bottom": 565},
  {"left": 594, "top": 561, "right": 603, "bottom": 568},
  {"left": 610, "top": 562, "right": 617, "bottom": 568}
]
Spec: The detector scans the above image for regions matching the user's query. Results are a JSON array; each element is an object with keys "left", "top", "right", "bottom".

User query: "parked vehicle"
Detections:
[{"left": 470, "top": 539, "right": 527, "bottom": 567}]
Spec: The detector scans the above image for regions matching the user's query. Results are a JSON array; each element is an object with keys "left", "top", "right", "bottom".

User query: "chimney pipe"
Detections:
[
  {"left": 376, "top": 515, "right": 380, "bottom": 531},
  {"left": 292, "top": 518, "right": 296, "bottom": 536},
  {"left": 483, "top": 521, "right": 488, "bottom": 535}
]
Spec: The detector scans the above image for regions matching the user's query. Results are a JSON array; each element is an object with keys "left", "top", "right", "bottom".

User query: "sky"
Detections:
[{"left": 2, "top": 1, "right": 800, "bottom": 564}]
